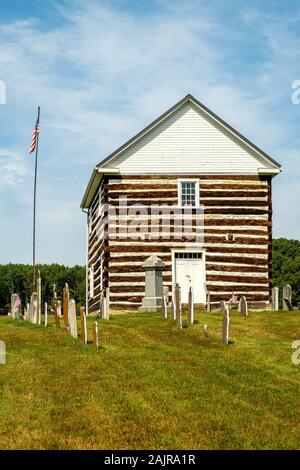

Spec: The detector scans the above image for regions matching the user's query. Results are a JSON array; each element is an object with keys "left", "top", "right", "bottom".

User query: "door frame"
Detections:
[{"left": 171, "top": 248, "right": 206, "bottom": 302}]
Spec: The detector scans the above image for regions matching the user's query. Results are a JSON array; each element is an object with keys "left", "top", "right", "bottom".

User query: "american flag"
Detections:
[
  {"left": 29, "top": 112, "right": 40, "bottom": 154},
  {"left": 14, "top": 298, "right": 21, "bottom": 309}
]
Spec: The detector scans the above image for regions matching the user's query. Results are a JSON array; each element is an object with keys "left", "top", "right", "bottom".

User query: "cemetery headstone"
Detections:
[
  {"left": 271, "top": 287, "right": 279, "bottom": 311},
  {"left": 222, "top": 304, "right": 230, "bottom": 345},
  {"left": 188, "top": 285, "right": 194, "bottom": 325},
  {"left": 170, "top": 301, "right": 175, "bottom": 321},
  {"left": 94, "top": 321, "right": 99, "bottom": 348},
  {"left": 57, "top": 301, "right": 62, "bottom": 317},
  {"left": 54, "top": 298, "right": 60, "bottom": 328},
  {"left": 220, "top": 301, "right": 227, "bottom": 314},
  {"left": 11, "top": 294, "right": 20, "bottom": 320},
  {"left": 172, "top": 283, "right": 177, "bottom": 320},
  {"left": 31, "top": 292, "right": 38, "bottom": 324},
  {"left": 68, "top": 299, "right": 78, "bottom": 338},
  {"left": 139, "top": 255, "right": 165, "bottom": 312},
  {"left": 175, "top": 284, "right": 182, "bottom": 329},
  {"left": 63, "top": 284, "right": 69, "bottom": 328},
  {"left": 239, "top": 296, "right": 248, "bottom": 317},
  {"left": 80, "top": 307, "right": 87, "bottom": 344},
  {"left": 44, "top": 302, "right": 48, "bottom": 328},
  {"left": 161, "top": 295, "right": 167, "bottom": 319},
  {"left": 283, "top": 285, "right": 292, "bottom": 311},
  {"left": 104, "top": 288, "right": 110, "bottom": 320},
  {"left": 206, "top": 291, "right": 211, "bottom": 313}
]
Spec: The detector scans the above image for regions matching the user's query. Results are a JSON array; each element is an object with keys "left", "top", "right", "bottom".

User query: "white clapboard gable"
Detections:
[{"left": 100, "top": 98, "right": 279, "bottom": 175}]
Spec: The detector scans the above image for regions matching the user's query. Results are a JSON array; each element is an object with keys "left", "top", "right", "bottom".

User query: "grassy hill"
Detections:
[{"left": 0, "top": 310, "right": 299, "bottom": 450}]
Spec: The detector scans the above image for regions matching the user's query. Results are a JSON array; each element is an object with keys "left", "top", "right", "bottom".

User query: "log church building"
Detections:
[{"left": 81, "top": 94, "right": 281, "bottom": 313}]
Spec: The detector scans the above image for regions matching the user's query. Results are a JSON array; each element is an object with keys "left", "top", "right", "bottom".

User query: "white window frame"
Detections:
[{"left": 177, "top": 179, "right": 200, "bottom": 208}]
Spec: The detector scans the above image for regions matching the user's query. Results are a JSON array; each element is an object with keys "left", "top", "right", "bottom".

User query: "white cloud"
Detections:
[{"left": 0, "top": 0, "right": 300, "bottom": 263}]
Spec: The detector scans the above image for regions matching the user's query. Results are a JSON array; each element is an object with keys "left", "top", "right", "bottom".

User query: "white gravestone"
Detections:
[
  {"left": 271, "top": 287, "right": 279, "bottom": 311},
  {"left": 239, "top": 296, "right": 248, "bottom": 316},
  {"left": 222, "top": 305, "right": 230, "bottom": 345},
  {"left": 68, "top": 299, "right": 78, "bottom": 338}
]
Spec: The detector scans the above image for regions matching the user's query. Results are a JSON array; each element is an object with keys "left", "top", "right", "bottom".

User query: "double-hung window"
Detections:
[{"left": 178, "top": 180, "right": 199, "bottom": 207}]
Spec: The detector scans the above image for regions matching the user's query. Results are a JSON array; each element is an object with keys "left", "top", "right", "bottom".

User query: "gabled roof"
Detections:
[
  {"left": 81, "top": 93, "right": 281, "bottom": 208},
  {"left": 97, "top": 93, "right": 281, "bottom": 170}
]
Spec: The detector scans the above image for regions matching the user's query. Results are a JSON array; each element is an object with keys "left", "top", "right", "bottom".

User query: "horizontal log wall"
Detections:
[
  {"left": 88, "top": 175, "right": 272, "bottom": 311},
  {"left": 88, "top": 178, "right": 108, "bottom": 312}
]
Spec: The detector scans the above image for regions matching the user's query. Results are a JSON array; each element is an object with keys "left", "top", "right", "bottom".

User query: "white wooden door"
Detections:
[{"left": 174, "top": 252, "right": 205, "bottom": 303}]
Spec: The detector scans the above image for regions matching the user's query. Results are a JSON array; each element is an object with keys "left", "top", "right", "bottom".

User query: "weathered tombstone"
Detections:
[
  {"left": 172, "top": 283, "right": 177, "bottom": 319},
  {"left": 139, "top": 255, "right": 165, "bottom": 312},
  {"left": 68, "top": 299, "right": 78, "bottom": 338},
  {"left": 271, "top": 287, "right": 279, "bottom": 311},
  {"left": 11, "top": 294, "right": 20, "bottom": 320},
  {"left": 31, "top": 292, "right": 38, "bottom": 324},
  {"left": 0, "top": 340, "right": 6, "bottom": 365},
  {"left": 24, "top": 307, "right": 28, "bottom": 321},
  {"left": 161, "top": 296, "right": 167, "bottom": 319},
  {"left": 103, "top": 288, "right": 110, "bottom": 320},
  {"left": 99, "top": 292, "right": 104, "bottom": 319},
  {"left": 37, "top": 274, "right": 42, "bottom": 325},
  {"left": 80, "top": 307, "right": 87, "bottom": 344},
  {"left": 284, "top": 297, "right": 293, "bottom": 311},
  {"left": 220, "top": 301, "right": 227, "bottom": 314},
  {"left": 175, "top": 284, "right": 182, "bottom": 329},
  {"left": 170, "top": 301, "right": 175, "bottom": 320},
  {"left": 63, "top": 284, "right": 69, "bottom": 328},
  {"left": 206, "top": 291, "right": 211, "bottom": 313},
  {"left": 163, "top": 286, "right": 169, "bottom": 317},
  {"left": 94, "top": 321, "right": 99, "bottom": 348},
  {"left": 57, "top": 301, "right": 62, "bottom": 318},
  {"left": 44, "top": 302, "right": 48, "bottom": 328},
  {"left": 283, "top": 285, "right": 292, "bottom": 311},
  {"left": 188, "top": 286, "right": 194, "bottom": 325},
  {"left": 239, "top": 296, "right": 248, "bottom": 317},
  {"left": 222, "top": 305, "right": 230, "bottom": 345},
  {"left": 54, "top": 298, "right": 60, "bottom": 328}
]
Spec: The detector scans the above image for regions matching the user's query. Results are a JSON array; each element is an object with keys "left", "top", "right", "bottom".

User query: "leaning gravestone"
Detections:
[
  {"left": 283, "top": 285, "right": 292, "bottom": 311},
  {"left": 271, "top": 287, "right": 279, "bottom": 311},
  {"left": 68, "top": 299, "right": 78, "bottom": 338},
  {"left": 222, "top": 305, "right": 230, "bottom": 345},
  {"left": 239, "top": 296, "right": 248, "bottom": 317}
]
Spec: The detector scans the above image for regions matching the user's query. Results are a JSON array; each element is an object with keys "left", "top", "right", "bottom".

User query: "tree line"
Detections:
[
  {"left": 0, "top": 264, "right": 85, "bottom": 313},
  {"left": 0, "top": 238, "right": 299, "bottom": 312}
]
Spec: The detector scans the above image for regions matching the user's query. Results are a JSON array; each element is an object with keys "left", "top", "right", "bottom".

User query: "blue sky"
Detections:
[{"left": 0, "top": 0, "right": 300, "bottom": 266}]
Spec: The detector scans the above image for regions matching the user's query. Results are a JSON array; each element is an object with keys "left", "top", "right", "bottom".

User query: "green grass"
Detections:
[{"left": 0, "top": 309, "right": 299, "bottom": 450}]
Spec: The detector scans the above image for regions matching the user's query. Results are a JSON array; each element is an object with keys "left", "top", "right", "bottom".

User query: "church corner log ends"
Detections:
[{"left": 81, "top": 94, "right": 281, "bottom": 314}]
